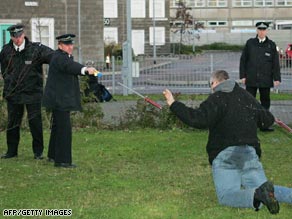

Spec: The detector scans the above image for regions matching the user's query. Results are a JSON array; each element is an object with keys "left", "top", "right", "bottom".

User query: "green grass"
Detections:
[
  {"left": 0, "top": 128, "right": 292, "bottom": 219},
  {"left": 113, "top": 92, "right": 292, "bottom": 101},
  {"left": 270, "top": 92, "right": 292, "bottom": 101}
]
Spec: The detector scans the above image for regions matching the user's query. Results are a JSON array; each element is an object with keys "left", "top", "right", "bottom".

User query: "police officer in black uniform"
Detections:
[
  {"left": 0, "top": 24, "right": 54, "bottom": 159},
  {"left": 240, "top": 22, "right": 281, "bottom": 131},
  {"left": 42, "top": 34, "right": 97, "bottom": 168}
]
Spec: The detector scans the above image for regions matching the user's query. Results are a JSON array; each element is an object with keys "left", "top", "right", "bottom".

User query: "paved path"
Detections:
[{"left": 101, "top": 100, "right": 292, "bottom": 126}]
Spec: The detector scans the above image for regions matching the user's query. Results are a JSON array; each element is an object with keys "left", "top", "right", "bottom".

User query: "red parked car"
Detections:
[
  {"left": 286, "top": 43, "right": 292, "bottom": 59},
  {"left": 279, "top": 44, "right": 292, "bottom": 67}
]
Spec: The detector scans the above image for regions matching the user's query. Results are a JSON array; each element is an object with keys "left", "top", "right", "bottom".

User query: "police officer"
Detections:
[
  {"left": 0, "top": 24, "right": 54, "bottom": 159},
  {"left": 240, "top": 21, "right": 281, "bottom": 131},
  {"left": 42, "top": 34, "right": 96, "bottom": 168}
]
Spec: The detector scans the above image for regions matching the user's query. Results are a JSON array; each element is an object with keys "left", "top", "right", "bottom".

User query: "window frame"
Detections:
[
  {"left": 132, "top": 29, "right": 145, "bottom": 55},
  {"left": 104, "top": 27, "right": 118, "bottom": 44},
  {"left": 149, "top": 0, "right": 165, "bottom": 18},
  {"left": 103, "top": 0, "right": 118, "bottom": 18},
  {"left": 254, "top": 0, "right": 274, "bottom": 7},
  {"left": 275, "top": 0, "right": 292, "bottom": 6},
  {"left": 207, "top": 0, "right": 228, "bottom": 7},
  {"left": 31, "top": 17, "right": 55, "bottom": 49},
  {"left": 207, "top": 20, "right": 228, "bottom": 27},
  {"left": 149, "top": 26, "right": 165, "bottom": 46},
  {"left": 131, "top": 0, "right": 146, "bottom": 18},
  {"left": 232, "top": 0, "right": 253, "bottom": 7}
]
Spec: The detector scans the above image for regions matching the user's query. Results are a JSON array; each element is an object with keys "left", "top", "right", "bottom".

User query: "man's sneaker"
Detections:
[{"left": 254, "top": 181, "right": 279, "bottom": 214}]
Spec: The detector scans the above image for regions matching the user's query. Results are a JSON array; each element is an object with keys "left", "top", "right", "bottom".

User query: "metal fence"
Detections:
[{"left": 94, "top": 52, "right": 292, "bottom": 95}]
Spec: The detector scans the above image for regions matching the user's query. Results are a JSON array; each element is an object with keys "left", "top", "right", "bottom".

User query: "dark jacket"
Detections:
[
  {"left": 240, "top": 36, "right": 281, "bottom": 88},
  {"left": 0, "top": 37, "right": 53, "bottom": 104},
  {"left": 170, "top": 80, "right": 275, "bottom": 164},
  {"left": 42, "top": 49, "right": 85, "bottom": 111}
]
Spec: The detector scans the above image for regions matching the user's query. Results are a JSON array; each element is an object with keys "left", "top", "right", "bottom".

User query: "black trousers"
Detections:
[
  {"left": 47, "top": 110, "right": 72, "bottom": 164},
  {"left": 6, "top": 102, "right": 43, "bottom": 155},
  {"left": 246, "top": 86, "right": 271, "bottom": 110}
]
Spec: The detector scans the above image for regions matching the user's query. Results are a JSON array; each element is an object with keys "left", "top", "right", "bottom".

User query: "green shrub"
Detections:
[
  {"left": 170, "top": 43, "right": 198, "bottom": 55},
  {"left": 105, "top": 43, "right": 122, "bottom": 58},
  {"left": 118, "top": 95, "right": 188, "bottom": 130},
  {"left": 198, "top": 42, "right": 244, "bottom": 51},
  {"left": 104, "top": 43, "right": 136, "bottom": 60},
  {"left": 0, "top": 77, "right": 105, "bottom": 131},
  {"left": 171, "top": 42, "right": 244, "bottom": 54},
  {"left": 72, "top": 76, "right": 105, "bottom": 129},
  {"left": 0, "top": 97, "right": 7, "bottom": 131}
]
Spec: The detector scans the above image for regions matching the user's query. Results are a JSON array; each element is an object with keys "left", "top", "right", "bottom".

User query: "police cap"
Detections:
[
  {"left": 255, "top": 22, "right": 269, "bottom": 30},
  {"left": 7, "top": 24, "right": 24, "bottom": 38},
  {"left": 56, "top": 34, "right": 76, "bottom": 44}
]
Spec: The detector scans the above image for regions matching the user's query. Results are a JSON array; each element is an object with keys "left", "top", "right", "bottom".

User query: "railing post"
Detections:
[
  {"left": 111, "top": 56, "right": 115, "bottom": 94},
  {"left": 210, "top": 54, "right": 214, "bottom": 74}
]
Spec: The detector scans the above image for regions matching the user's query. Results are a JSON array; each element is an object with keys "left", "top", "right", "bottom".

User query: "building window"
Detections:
[
  {"left": 232, "top": 0, "right": 252, "bottom": 7},
  {"left": 170, "top": 0, "right": 205, "bottom": 7},
  {"left": 276, "top": 0, "right": 292, "bottom": 6},
  {"left": 149, "top": 27, "right": 165, "bottom": 45},
  {"left": 132, "top": 30, "right": 145, "bottom": 55},
  {"left": 170, "top": 20, "right": 184, "bottom": 28},
  {"left": 183, "top": 0, "right": 205, "bottom": 7},
  {"left": 232, "top": 20, "right": 253, "bottom": 26},
  {"left": 170, "top": 0, "right": 180, "bottom": 7},
  {"left": 275, "top": 20, "right": 292, "bottom": 29},
  {"left": 149, "top": 0, "right": 165, "bottom": 18},
  {"left": 132, "top": 0, "right": 146, "bottom": 18},
  {"left": 207, "top": 0, "right": 228, "bottom": 7},
  {"left": 31, "top": 18, "right": 54, "bottom": 49},
  {"left": 194, "top": 0, "right": 205, "bottom": 7},
  {"left": 254, "top": 0, "right": 274, "bottom": 6},
  {"left": 24, "top": 1, "right": 39, "bottom": 7},
  {"left": 207, "top": 21, "right": 228, "bottom": 26},
  {"left": 104, "top": 27, "right": 118, "bottom": 44},
  {"left": 103, "top": 0, "right": 118, "bottom": 18}
]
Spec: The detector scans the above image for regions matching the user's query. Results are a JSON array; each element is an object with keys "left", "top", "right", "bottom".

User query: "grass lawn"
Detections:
[
  {"left": 107, "top": 92, "right": 292, "bottom": 102},
  {"left": 0, "top": 128, "right": 291, "bottom": 219}
]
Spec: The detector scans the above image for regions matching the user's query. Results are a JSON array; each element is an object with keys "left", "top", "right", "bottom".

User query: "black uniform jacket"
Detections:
[
  {"left": 170, "top": 80, "right": 275, "bottom": 164},
  {"left": 240, "top": 36, "right": 281, "bottom": 88},
  {"left": 0, "top": 37, "right": 53, "bottom": 104},
  {"left": 42, "top": 49, "right": 84, "bottom": 111}
]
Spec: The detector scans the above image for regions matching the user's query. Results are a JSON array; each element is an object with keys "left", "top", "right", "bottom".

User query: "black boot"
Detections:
[{"left": 254, "top": 181, "right": 279, "bottom": 214}]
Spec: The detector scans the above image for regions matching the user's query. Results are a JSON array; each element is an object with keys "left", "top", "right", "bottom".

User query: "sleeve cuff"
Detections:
[
  {"left": 169, "top": 101, "right": 179, "bottom": 111},
  {"left": 81, "top": 67, "right": 87, "bottom": 75}
]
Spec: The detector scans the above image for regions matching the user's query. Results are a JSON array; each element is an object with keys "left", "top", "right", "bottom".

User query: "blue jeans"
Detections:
[{"left": 212, "top": 145, "right": 292, "bottom": 208}]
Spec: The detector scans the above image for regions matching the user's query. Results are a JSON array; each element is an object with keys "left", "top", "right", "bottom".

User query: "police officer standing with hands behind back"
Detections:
[
  {"left": 42, "top": 34, "right": 97, "bottom": 168},
  {"left": 0, "top": 24, "right": 54, "bottom": 159},
  {"left": 240, "top": 21, "right": 281, "bottom": 131}
]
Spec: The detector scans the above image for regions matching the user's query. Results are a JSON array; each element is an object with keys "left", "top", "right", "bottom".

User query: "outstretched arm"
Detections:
[{"left": 163, "top": 89, "right": 217, "bottom": 129}]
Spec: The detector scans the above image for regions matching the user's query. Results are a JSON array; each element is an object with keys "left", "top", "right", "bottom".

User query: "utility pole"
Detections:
[
  {"left": 122, "top": 0, "right": 133, "bottom": 95},
  {"left": 152, "top": 0, "right": 156, "bottom": 64},
  {"left": 78, "top": 0, "right": 82, "bottom": 63},
  {"left": 192, "top": 17, "right": 195, "bottom": 53}
]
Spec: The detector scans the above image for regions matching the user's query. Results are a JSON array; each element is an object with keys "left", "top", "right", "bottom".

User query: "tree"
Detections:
[{"left": 171, "top": 0, "right": 204, "bottom": 54}]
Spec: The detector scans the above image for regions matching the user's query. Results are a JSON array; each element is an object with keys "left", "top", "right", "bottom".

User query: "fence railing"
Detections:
[{"left": 92, "top": 52, "right": 292, "bottom": 95}]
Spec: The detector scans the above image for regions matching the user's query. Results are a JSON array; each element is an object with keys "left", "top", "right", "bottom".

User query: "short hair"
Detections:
[{"left": 211, "top": 70, "right": 229, "bottom": 82}]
